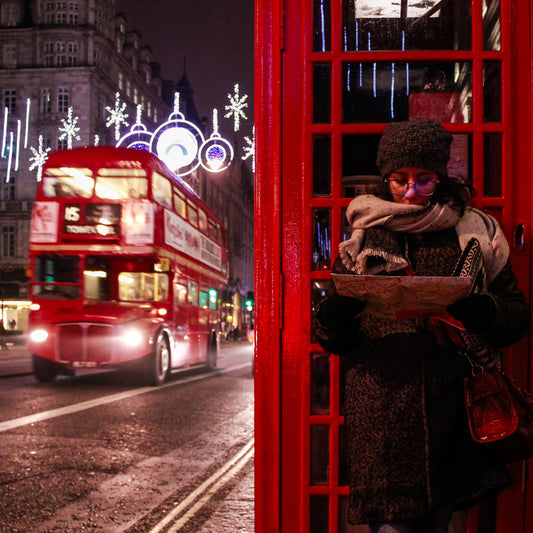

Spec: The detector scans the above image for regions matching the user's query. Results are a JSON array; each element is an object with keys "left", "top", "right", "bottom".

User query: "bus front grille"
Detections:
[{"left": 58, "top": 324, "right": 113, "bottom": 363}]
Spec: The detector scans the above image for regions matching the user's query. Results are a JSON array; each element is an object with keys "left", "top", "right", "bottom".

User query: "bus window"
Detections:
[
  {"left": 208, "top": 220, "right": 218, "bottom": 242},
  {"left": 173, "top": 189, "right": 186, "bottom": 218},
  {"left": 208, "top": 288, "right": 218, "bottom": 310},
  {"left": 199, "top": 290, "right": 208, "bottom": 309},
  {"left": 187, "top": 200, "right": 198, "bottom": 227},
  {"left": 175, "top": 280, "right": 187, "bottom": 304},
  {"left": 95, "top": 173, "right": 148, "bottom": 199},
  {"left": 118, "top": 272, "right": 168, "bottom": 302},
  {"left": 84, "top": 256, "right": 109, "bottom": 300},
  {"left": 198, "top": 208, "right": 208, "bottom": 234},
  {"left": 43, "top": 168, "right": 94, "bottom": 198},
  {"left": 188, "top": 280, "right": 198, "bottom": 305},
  {"left": 35, "top": 255, "right": 80, "bottom": 283},
  {"left": 155, "top": 274, "right": 169, "bottom": 301},
  {"left": 153, "top": 172, "right": 172, "bottom": 208}
]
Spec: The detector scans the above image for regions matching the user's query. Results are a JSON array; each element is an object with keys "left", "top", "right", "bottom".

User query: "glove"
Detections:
[
  {"left": 316, "top": 293, "right": 366, "bottom": 329},
  {"left": 447, "top": 293, "right": 496, "bottom": 331}
]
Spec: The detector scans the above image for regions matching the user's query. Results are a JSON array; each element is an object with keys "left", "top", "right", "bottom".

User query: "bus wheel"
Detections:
[
  {"left": 32, "top": 354, "right": 57, "bottom": 383},
  {"left": 207, "top": 333, "right": 218, "bottom": 370},
  {"left": 147, "top": 334, "right": 170, "bottom": 386}
]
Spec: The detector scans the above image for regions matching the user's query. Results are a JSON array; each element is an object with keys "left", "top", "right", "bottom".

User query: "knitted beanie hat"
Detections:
[{"left": 376, "top": 119, "right": 453, "bottom": 178}]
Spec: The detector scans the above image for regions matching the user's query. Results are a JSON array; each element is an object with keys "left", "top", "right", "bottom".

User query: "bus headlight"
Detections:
[
  {"left": 30, "top": 329, "right": 49, "bottom": 343},
  {"left": 122, "top": 329, "right": 143, "bottom": 347}
]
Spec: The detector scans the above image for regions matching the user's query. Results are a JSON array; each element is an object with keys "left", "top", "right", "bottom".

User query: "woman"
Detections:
[{"left": 314, "top": 119, "right": 530, "bottom": 533}]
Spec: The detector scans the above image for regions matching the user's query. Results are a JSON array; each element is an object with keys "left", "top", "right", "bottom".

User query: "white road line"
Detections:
[
  {"left": 149, "top": 439, "right": 255, "bottom": 533},
  {"left": 0, "top": 363, "right": 250, "bottom": 433}
]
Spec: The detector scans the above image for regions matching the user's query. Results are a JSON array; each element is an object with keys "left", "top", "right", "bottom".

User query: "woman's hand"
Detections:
[
  {"left": 316, "top": 294, "right": 366, "bottom": 329},
  {"left": 447, "top": 293, "right": 495, "bottom": 331}
]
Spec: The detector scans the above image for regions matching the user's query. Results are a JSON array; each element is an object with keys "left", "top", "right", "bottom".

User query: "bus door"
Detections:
[{"left": 255, "top": 1, "right": 533, "bottom": 532}]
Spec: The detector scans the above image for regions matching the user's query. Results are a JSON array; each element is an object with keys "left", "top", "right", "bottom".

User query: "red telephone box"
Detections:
[{"left": 254, "top": 1, "right": 533, "bottom": 532}]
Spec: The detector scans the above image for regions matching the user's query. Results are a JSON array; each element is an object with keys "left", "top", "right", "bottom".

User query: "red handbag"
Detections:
[{"left": 464, "top": 362, "right": 533, "bottom": 463}]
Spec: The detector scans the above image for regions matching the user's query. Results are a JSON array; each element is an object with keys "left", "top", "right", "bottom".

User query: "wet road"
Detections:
[{"left": 0, "top": 341, "right": 254, "bottom": 532}]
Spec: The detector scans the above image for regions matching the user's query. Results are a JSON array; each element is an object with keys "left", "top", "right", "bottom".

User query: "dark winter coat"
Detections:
[{"left": 314, "top": 227, "right": 530, "bottom": 525}]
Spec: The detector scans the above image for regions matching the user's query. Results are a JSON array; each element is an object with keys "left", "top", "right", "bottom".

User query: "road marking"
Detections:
[
  {"left": 0, "top": 363, "right": 251, "bottom": 433},
  {"left": 149, "top": 439, "right": 254, "bottom": 533}
]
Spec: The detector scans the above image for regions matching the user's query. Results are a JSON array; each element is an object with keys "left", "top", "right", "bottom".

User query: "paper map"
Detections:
[{"left": 332, "top": 274, "right": 473, "bottom": 322}]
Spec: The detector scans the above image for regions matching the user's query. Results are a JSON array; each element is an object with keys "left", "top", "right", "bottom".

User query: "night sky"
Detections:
[{"left": 115, "top": 0, "right": 255, "bottom": 140}]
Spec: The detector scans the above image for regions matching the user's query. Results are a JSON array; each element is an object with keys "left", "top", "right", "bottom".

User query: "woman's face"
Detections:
[{"left": 386, "top": 167, "right": 439, "bottom": 206}]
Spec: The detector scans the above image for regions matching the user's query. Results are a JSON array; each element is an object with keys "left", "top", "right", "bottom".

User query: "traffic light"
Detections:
[{"left": 245, "top": 291, "right": 254, "bottom": 311}]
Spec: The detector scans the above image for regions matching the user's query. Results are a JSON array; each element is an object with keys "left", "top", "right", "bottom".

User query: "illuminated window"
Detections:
[
  {"left": 153, "top": 172, "right": 172, "bottom": 208},
  {"left": 187, "top": 200, "right": 198, "bottom": 227},
  {"left": 198, "top": 208, "right": 208, "bottom": 234},
  {"left": 208, "top": 288, "right": 218, "bottom": 310},
  {"left": 188, "top": 280, "right": 198, "bottom": 305},
  {"left": 175, "top": 280, "right": 187, "bottom": 304},
  {"left": 173, "top": 189, "right": 187, "bottom": 217},
  {"left": 199, "top": 290, "right": 208, "bottom": 309}
]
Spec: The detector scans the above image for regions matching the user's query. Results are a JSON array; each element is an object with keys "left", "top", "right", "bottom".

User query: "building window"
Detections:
[
  {"left": 3, "top": 89, "right": 16, "bottom": 114},
  {"left": 57, "top": 87, "right": 70, "bottom": 112},
  {"left": 57, "top": 137, "right": 68, "bottom": 150},
  {"left": 3, "top": 44, "right": 17, "bottom": 69},
  {"left": 133, "top": 87, "right": 138, "bottom": 104},
  {"left": 40, "top": 88, "right": 52, "bottom": 113},
  {"left": 1, "top": 226, "right": 15, "bottom": 258},
  {"left": 126, "top": 80, "right": 131, "bottom": 98},
  {"left": 118, "top": 72, "right": 124, "bottom": 91},
  {"left": 68, "top": 12, "right": 78, "bottom": 25},
  {"left": 67, "top": 42, "right": 78, "bottom": 65},
  {"left": 0, "top": 177, "right": 15, "bottom": 201},
  {"left": 2, "top": 3, "right": 19, "bottom": 26}
]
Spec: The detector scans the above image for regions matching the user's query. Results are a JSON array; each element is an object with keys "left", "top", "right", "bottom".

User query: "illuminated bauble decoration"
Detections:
[
  {"left": 149, "top": 93, "right": 204, "bottom": 176},
  {"left": 117, "top": 105, "right": 151, "bottom": 152},
  {"left": 199, "top": 109, "right": 234, "bottom": 172}
]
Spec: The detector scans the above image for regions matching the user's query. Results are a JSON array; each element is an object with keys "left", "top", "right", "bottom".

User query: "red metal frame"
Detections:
[{"left": 255, "top": 1, "right": 533, "bottom": 532}]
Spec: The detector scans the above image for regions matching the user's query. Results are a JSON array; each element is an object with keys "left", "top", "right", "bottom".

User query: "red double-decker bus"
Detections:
[{"left": 28, "top": 146, "right": 228, "bottom": 385}]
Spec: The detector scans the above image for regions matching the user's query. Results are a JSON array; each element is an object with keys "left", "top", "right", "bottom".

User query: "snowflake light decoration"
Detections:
[
  {"left": 58, "top": 106, "right": 81, "bottom": 149},
  {"left": 225, "top": 83, "right": 248, "bottom": 132},
  {"left": 242, "top": 126, "right": 255, "bottom": 172},
  {"left": 29, "top": 135, "right": 51, "bottom": 182},
  {"left": 106, "top": 92, "right": 129, "bottom": 141}
]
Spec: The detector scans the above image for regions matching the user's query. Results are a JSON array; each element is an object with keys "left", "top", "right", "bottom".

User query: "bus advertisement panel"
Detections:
[{"left": 28, "top": 146, "right": 228, "bottom": 385}]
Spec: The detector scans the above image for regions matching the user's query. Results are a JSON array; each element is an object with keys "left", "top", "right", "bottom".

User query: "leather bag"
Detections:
[{"left": 464, "top": 363, "right": 533, "bottom": 463}]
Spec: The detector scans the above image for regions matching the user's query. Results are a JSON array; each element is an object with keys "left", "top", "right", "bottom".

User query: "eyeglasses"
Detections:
[{"left": 386, "top": 178, "right": 439, "bottom": 197}]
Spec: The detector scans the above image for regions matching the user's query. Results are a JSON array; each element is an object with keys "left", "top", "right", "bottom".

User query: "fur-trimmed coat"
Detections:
[{"left": 315, "top": 227, "right": 530, "bottom": 525}]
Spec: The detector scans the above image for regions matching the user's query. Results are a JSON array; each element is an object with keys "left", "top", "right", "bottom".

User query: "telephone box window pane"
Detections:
[
  {"left": 449, "top": 133, "right": 472, "bottom": 184},
  {"left": 313, "top": 0, "right": 331, "bottom": 52},
  {"left": 340, "top": 207, "right": 351, "bottom": 243},
  {"left": 310, "top": 425, "right": 330, "bottom": 485},
  {"left": 310, "top": 495, "right": 329, "bottom": 533},
  {"left": 314, "top": 63, "right": 331, "bottom": 124},
  {"left": 313, "top": 135, "right": 332, "bottom": 197},
  {"left": 483, "top": 0, "right": 501, "bottom": 51},
  {"left": 342, "top": 135, "right": 381, "bottom": 195},
  {"left": 343, "top": 62, "right": 471, "bottom": 124},
  {"left": 483, "top": 134, "right": 502, "bottom": 198},
  {"left": 311, "top": 352, "right": 330, "bottom": 415},
  {"left": 342, "top": 0, "right": 471, "bottom": 51},
  {"left": 483, "top": 62, "right": 501, "bottom": 123},
  {"left": 311, "top": 280, "right": 329, "bottom": 344},
  {"left": 338, "top": 424, "right": 350, "bottom": 486},
  {"left": 312, "top": 208, "right": 331, "bottom": 271}
]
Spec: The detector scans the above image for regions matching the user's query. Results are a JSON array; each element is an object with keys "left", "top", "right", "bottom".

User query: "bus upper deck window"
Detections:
[
  {"left": 198, "top": 209, "right": 208, "bottom": 234},
  {"left": 187, "top": 200, "right": 198, "bottom": 227},
  {"left": 174, "top": 189, "right": 186, "bottom": 218},
  {"left": 96, "top": 170, "right": 148, "bottom": 200},
  {"left": 208, "top": 220, "right": 218, "bottom": 242},
  {"left": 43, "top": 168, "right": 94, "bottom": 198},
  {"left": 153, "top": 172, "right": 172, "bottom": 208}
]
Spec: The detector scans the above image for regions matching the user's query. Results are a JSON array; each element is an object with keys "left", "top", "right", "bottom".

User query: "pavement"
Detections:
[{"left": 0, "top": 339, "right": 255, "bottom": 532}]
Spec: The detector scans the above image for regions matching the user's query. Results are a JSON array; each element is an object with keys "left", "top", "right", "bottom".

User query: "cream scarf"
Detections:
[{"left": 339, "top": 195, "right": 509, "bottom": 283}]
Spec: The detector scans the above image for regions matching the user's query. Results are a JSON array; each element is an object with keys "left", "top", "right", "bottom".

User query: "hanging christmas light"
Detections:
[
  {"left": 199, "top": 108, "right": 234, "bottom": 172},
  {"left": 29, "top": 135, "right": 51, "bottom": 182},
  {"left": 106, "top": 92, "right": 129, "bottom": 141},
  {"left": 224, "top": 83, "right": 248, "bottom": 132},
  {"left": 117, "top": 104, "right": 152, "bottom": 151}
]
